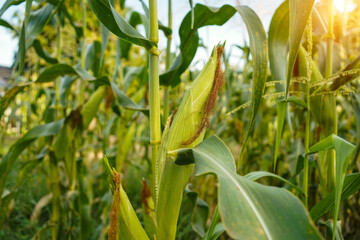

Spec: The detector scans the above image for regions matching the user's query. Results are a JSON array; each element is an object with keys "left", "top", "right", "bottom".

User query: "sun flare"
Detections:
[{"left": 334, "top": 0, "right": 357, "bottom": 13}]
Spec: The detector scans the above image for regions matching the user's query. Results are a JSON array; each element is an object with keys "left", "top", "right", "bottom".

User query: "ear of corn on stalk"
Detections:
[
  {"left": 103, "top": 156, "right": 149, "bottom": 240},
  {"left": 155, "top": 45, "right": 224, "bottom": 240}
]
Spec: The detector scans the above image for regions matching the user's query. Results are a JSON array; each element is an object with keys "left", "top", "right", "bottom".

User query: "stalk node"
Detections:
[
  {"left": 150, "top": 140, "right": 161, "bottom": 145},
  {"left": 149, "top": 46, "right": 160, "bottom": 56},
  {"left": 326, "top": 32, "right": 335, "bottom": 40}
]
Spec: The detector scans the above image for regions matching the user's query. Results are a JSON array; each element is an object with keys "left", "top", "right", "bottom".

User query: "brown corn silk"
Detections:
[
  {"left": 182, "top": 46, "right": 225, "bottom": 145},
  {"left": 109, "top": 171, "right": 121, "bottom": 240}
]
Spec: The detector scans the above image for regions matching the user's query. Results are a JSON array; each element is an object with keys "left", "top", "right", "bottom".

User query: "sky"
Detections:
[{"left": 0, "top": 0, "right": 284, "bottom": 68}]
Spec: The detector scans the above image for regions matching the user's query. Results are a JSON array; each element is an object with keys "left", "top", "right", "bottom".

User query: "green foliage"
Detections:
[
  {"left": 1, "top": 0, "right": 359, "bottom": 239},
  {"left": 174, "top": 135, "right": 322, "bottom": 239},
  {"left": 160, "top": 4, "right": 236, "bottom": 86}
]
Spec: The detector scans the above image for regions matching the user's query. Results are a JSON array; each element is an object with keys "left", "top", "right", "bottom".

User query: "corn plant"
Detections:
[{"left": 0, "top": 0, "right": 359, "bottom": 239}]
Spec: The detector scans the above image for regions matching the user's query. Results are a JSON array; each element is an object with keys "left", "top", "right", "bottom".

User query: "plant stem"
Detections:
[
  {"left": 326, "top": 0, "right": 336, "bottom": 193},
  {"left": 149, "top": 0, "right": 161, "bottom": 194},
  {"left": 162, "top": 0, "right": 172, "bottom": 125},
  {"left": 163, "top": 0, "right": 172, "bottom": 126},
  {"left": 326, "top": 0, "right": 334, "bottom": 78},
  {"left": 79, "top": 0, "right": 86, "bottom": 105},
  {"left": 304, "top": 14, "right": 313, "bottom": 209}
]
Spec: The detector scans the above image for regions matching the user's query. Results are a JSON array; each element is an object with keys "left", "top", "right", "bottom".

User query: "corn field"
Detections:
[{"left": 0, "top": 0, "right": 360, "bottom": 239}]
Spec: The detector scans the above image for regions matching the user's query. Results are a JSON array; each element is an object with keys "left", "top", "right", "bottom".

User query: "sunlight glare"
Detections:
[{"left": 334, "top": 0, "right": 357, "bottom": 13}]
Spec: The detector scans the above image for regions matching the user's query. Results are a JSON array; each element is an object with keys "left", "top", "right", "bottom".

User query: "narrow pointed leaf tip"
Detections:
[
  {"left": 308, "top": 134, "right": 356, "bottom": 237},
  {"left": 87, "top": 0, "right": 156, "bottom": 50}
]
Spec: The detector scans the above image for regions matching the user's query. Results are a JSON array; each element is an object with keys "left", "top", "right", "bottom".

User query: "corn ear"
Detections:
[
  {"left": 103, "top": 157, "right": 149, "bottom": 240},
  {"left": 155, "top": 46, "right": 224, "bottom": 240}
]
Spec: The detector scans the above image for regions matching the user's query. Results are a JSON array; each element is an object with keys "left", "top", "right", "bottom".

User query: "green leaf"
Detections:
[
  {"left": 236, "top": 6, "right": 268, "bottom": 161},
  {"left": 26, "top": 3, "right": 55, "bottom": 47},
  {"left": 244, "top": 170, "right": 304, "bottom": 194},
  {"left": 32, "top": 39, "right": 58, "bottom": 64},
  {"left": 59, "top": 76, "right": 74, "bottom": 106},
  {"left": 0, "top": 0, "right": 24, "bottom": 17},
  {"left": 84, "top": 40, "right": 102, "bottom": 76},
  {"left": 111, "top": 82, "right": 148, "bottom": 114},
  {"left": 123, "top": 66, "right": 144, "bottom": 91},
  {"left": 81, "top": 86, "right": 106, "bottom": 128},
  {"left": 173, "top": 135, "right": 322, "bottom": 240},
  {"left": 310, "top": 173, "right": 360, "bottom": 222},
  {"left": 36, "top": 64, "right": 109, "bottom": 83},
  {"left": 18, "top": 21, "right": 26, "bottom": 72},
  {"left": 273, "top": 101, "right": 286, "bottom": 171},
  {"left": 0, "top": 18, "right": 15, "bottom": 31},
  {"left": 138, "top": 0, "right": 172, "bottom": 37},
  {"left": 100, "top": 24, "right": 110, "bottom": 69},
  {"left": 308, "top": 134, "right": 356, "bottom": 237},
  {"left": 61, "top": 4, "right": 83, "bottom": 38},
  {"left": 285, "top": 96, "right": 308, "bottom": 109},
  {"left": 286, "top": 0, "right": 315, "bottom": 97},
  {"left": 0, "top": 119, "right": 64, "bottom": 194},
  {"left": 0, "top": 189, "right": 16, "bottom": 226},
  {"left": 209, "top": 223, "right": 225, "bottom": 240},
  {"left": 184, "top": 189, "right": 209, "bottom": 237},
  {"left": 202, "top": 206, "right": 222, "bottom": 240},
  {"left": 87, "top": 0, "right": 156, "bottom": 50},
  {"left": 115, "top": 11, "right": 143, "bottom": 60},
  {"left": 268, "top": 1, "right": 291, "bottom": 172},
  {"left": 18, "top": 3, "right": 56, "bottom": 72},
  {"left": 319, "top": 220, "right": 344, "bottom": 240},
  {"left": 0, "top": 84, "right": 30, "bottom": 118},
  {"left": 268, "top": 0, "right": 288, "bottom": 92},
  {"left": 160, "top": 4, "right": 235, "bottom": 86},
  {"left": 330, "top": 55, "right": 360, "bottom": 90}
]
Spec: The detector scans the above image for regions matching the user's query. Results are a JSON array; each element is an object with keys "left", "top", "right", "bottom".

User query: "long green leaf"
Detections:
[
  {"left": 81, "top": 86, "right": 106, "bottom": 128},
  {"left": 308, "top": 134, "right": 356, "bottom": 237},
  {"left": 18, "top": 3, "right": 55, "bottom": 72},
  {"left": 184, "top": 189, "right": 209, "bottom": 238},
  {"left": 18, "top": 21, "right": 26, "bottom": 72},
  {"left": 36, "top": 64, "right": 100, "bottom": 83},
  {"left": 0, "top": 18, "right": 15, "bottom": 31},
  {"left": 236, "top": 6, "right": 268, "bottom": 162},
  {"left": 273, "top": 101, "right": 286, "bottom": 171},
  {"left": 0, "top": 0, "right": 24, "bottom": 17},
  {"left": 160, "top": 4, "right": 235, "bottom": 86},
  {"left": 0, "top": 119, "right": 64, "bottom": 194},
  {"left": 173, "top": 135, "right": 322, "bottom": 239},
  {"left": 111, "top": 82, "right": 148, "bottom": 113},
  {"left": 268, "top": 0, "right": 288, "bottom": 92},
  {"left": 32, "top": 39, "right": 58, "bottom": 64},
  {"left": 330, "top": 55, "right": 360, "bottom": 90},
  {"left": 268, "top": 0, "right": 290, "bottom": 170},
  {"left": 87, "top": 0, "right": 156, "bottom": 50},
  {"left": 310, "top": 173, "right": 360, "bottom": 222},
  {"left": 286, "top": 0, "right": 315, "bottom": 97},
  {"left": 244, "top": 170, "right": 304, "bottom": 194}
]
